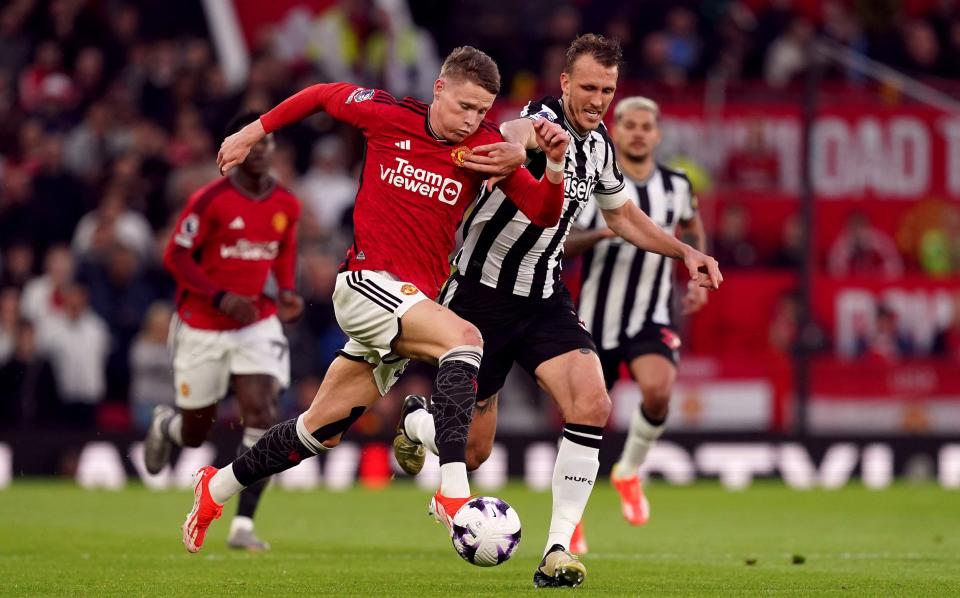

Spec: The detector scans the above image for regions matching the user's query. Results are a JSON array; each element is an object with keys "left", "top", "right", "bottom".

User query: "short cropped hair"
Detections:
[
  {"left": 440, "top": 46, "right": 501, "bottom": 95},
  {"left": 614, "top": 96, "right": 660, "bottom": 124},
  {"left": 564, "top": 33, "right": 623, "bottom": 73}
]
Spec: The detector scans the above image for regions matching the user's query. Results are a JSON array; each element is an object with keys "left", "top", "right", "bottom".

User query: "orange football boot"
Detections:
[{"left": 182, "top": 466, "right": 224, "bottom": 553}]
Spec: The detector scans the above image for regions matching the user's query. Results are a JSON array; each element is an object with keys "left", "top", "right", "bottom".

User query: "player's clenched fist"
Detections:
[
  {"left": 216, "top": 291, "right": 259, "bottom": 324},
  {"left": 534, "top": 119, "right": 569, "bottom": 165},
  {"left": 218, "top": 120, "right": 265, "bottom": 175}
]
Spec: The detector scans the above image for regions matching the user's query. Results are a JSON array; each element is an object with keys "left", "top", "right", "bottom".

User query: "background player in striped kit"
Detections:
[
  {"left": 394, "top": 35, "right": 722, "bottom": 588},
  {"left": 565, "top": 96, "right": 709, "bottom": 550}
]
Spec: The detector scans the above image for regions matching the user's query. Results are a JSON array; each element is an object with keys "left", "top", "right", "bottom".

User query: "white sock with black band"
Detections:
[{"left": 544, "top": 423, "right": 602, "bottom": 555}]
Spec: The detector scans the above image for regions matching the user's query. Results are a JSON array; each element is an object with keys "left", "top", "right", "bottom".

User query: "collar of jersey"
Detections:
[
  {"left": 228, "top": 174, "right": 277, "bottom": 201},
  {"left": 625, "top": 163, "right": 659, "bottom": 187},
  {"left": 424, "top": 107, "right": 454, "bottom": 146},
  {"left": 558, "top": 98, "right": 588, "bottom": 142}
]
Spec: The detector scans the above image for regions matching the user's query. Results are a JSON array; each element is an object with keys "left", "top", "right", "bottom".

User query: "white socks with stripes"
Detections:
[
  {"left": 545, "top": 424, "right": 602, "bottom": 554},
  {"left": 614, "top": 405, "right": 666, "bottom": 476}
]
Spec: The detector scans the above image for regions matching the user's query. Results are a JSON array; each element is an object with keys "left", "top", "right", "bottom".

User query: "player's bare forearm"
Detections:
[
  {"left": 564, "top": 228, "right": 615, "bottom": 258},
  {"left": 678, "top": 215, "right": 706, "bottom": 253},
  {"left": 499, "top": 118, "right": 538, "bottom": 150},
  {"left": 602, "top": 202, "right": 686, "bottom": 259}
]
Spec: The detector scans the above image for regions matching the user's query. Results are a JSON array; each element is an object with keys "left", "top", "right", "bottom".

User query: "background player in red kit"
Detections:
[
  {"left": 181, "top": 46, "right": 570, "bottom": 554},
  {"left": 144, "top": 113, "right": 304, "bottom": 551}
]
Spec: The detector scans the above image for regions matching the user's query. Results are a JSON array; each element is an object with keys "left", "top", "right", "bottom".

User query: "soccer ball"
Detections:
[{"left": 450, "top": 496, "right": 522, "bottom": 567}]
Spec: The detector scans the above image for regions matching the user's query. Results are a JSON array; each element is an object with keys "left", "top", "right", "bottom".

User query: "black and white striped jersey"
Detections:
[
  {"left": 453, "top": 96, "right": 630, "bottom": 299},
  {"left": 576, "top": 165, "right": 697, "bottom": 350}
]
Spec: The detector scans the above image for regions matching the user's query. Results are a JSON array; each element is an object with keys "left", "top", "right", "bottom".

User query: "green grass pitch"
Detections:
[{"left": 0, "top": 480, "right": 957, "bottom": 596}]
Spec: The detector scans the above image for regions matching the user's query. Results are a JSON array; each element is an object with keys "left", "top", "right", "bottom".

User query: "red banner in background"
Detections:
[{"left": 657, "top": 103, "right": 960, "bottom": 201}]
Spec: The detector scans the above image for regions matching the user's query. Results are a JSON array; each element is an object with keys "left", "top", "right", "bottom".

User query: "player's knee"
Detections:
[
  {"left": 568, "top": 389, "right": 611, "bottom": 425},
  {"left": 449, "top": 322, "right": 482, "bottom": 351},
  {"left": 639, "top": 382, "right": 672, "bottom": 419}
]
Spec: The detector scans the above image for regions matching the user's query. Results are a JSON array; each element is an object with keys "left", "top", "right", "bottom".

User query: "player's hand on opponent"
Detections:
[
  {"left": 681, "top": 280, "right": 709, "bottom": 314},
  {"left": 462, "top": 141, "right": 527, "bottom": 193},
  {"left": 217, "top": 120, "right": 266, "bottom": 175},
  {"left": 217, "top": 291, "right": 259, "bottom": 325},
  {"left": 534, "top": 119, "right": 569, "bottom": 166},
  {"left": 277, "top": 290, "right": 305, "bottom": 323},
  {"left": 681, "top": 246, "right": 723, "bottom": 290}
]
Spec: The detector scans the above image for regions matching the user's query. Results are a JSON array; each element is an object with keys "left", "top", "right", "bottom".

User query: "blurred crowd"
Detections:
[{"left": 1, "top": 0, "right": 960, "bottom": 433}]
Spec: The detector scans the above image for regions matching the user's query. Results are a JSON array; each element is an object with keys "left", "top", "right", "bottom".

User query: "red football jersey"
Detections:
[
  {"left": 261, "top": 83, "right": 562, "bottom": 299},
  {"left": 165, "top": 177, "right": 300, "bottom": 330}
]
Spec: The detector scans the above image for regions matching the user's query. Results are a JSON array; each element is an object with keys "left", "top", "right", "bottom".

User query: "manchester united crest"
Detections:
[
  {"left": 450, "top": 146, "right": 471, "bottom": 167},
  {"left": 180, "top": 382, "right": 191, "bottom": 397},
  {"left": 272, "top": 212, "right": 288, "bottom": 233},
  {"left": 400, "top": 284, "right": 419, "bottom": 296}
]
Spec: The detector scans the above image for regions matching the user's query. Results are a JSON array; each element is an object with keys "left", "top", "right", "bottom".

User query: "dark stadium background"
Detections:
[{"left": 0, "top": 0, "right": 958, "bottom": 491}]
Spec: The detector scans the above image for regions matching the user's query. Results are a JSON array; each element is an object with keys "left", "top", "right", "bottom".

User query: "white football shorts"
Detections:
[
  {"left": 332, "top": 270, "right": 430, "bottom": 395},
  {"left": 170, "top": 314, "right": 290, "bottom": 410}
]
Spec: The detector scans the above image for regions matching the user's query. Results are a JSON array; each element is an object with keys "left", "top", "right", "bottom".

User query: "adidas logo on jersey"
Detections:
[
  {"left": 394, "top": 140, "right": 411, "bottom": 151},
  {"left": 228, "top": 216, "right": 246, "bottom": 230}
]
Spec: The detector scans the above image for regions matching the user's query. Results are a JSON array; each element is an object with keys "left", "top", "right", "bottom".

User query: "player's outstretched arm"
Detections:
[
  {"left": 218, "top": 83, "right": 384, "bottom": 175},
  {"left": 497, "top": 120, "right": 569, "bottom": 227},
  {"left": 601, "top": 202, "right": 723, "bottom": 289},
  {"left": 563, "top": 227, "right": 617, "bottom": 257}
]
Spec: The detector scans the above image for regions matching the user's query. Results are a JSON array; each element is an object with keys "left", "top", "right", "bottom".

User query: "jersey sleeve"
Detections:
[
  {"left": 520, "top": 96, "right": 562, "bottom": 123},
  {"left": 593, "top": 127, "right": 629, "bottom": 210},
  {"left": 678, "top": 175, "right": 698, "bottom": 222},
  {"left": 272, "top": 196, "right": 301, "bottom": 291},
  {"left": 171, "top": 190, "right": 214, "bottom": 251},
  {"left": 259, "top": 83, "right": 395, "bottom": 136}
]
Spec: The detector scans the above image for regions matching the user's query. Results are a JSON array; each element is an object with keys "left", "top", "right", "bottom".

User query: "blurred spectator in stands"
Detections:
[
  {"left": 306, "top": 0, "right": 375, "bottom": 84},
  {"left": 896, "top": 198, "right": 960, "bottom": 277},
  {"left": 129, "top": 118, "right": 173, "bottom": 230},
  {"left": 664, "top": 7, "right": 702, "bottom": 76},
  {"left": 768, "top": 290, "right": 801, "bottom": 355},
  {"left": 63, "top": 102, "right": 115, "bottom": 184},
  {"left": 73, "top": 46, "right": 108, "bottom": 111},
  {"left": 822, "top": 0, "right": 868, "bottom": 82},
  {"left": 0, "top": 318, "right": 60, "bottom": 428},
  {"left": 366, "top": 0, "right": 440, "bottom": 100},
  {"left": 29, "top": 133, "right": 90, "bottom": 258},
  {"left": 271, "top": 142, "right": 300, "bottom": 188},
  {"left": 21, "top": 244, "right": 73, "bottom": 324},
  {"left": 73, "top": 186, "right": 154, "bottom": 262},
  {"left": 288, "top": 247, "right": 345, "bottom": 380},
  {"left": 1, "top": 242, "right": 34, "bottom": 289},
  {"left": 81, "top": 241, "right": 161, "bottom": 402},
  {"left": 724, "top": 119, "right": 780, "bottom": 191},
  {"left": 854, "top": 304, "right": 914, "bottom": 362},
  {"left": 771, "top": 213, "right": 804, "bottom": 269},
  {"left": 765, "top": 17, "right": 814, "bottom": 87},
  {"left": 0, "top": 166, "right": 33, "bottom": 252},
  {"left": 164, "top": 110, "right": 218, "bottom": 210},
  {"left": 0, "top": 286, "right": 18, "bottom": 363},
  {"left": 713, "top": 203, "right": 758, "bottom": 269},
  {"left": 36, "top": 281, "right": 109, "bottom": 429},
  {"left": 18, "top": 40, "right": 75, "bottom": 116},
  {"left": 899, "top": 20, "right": 944, "bottom": 77},
  {"left": 0, "top": 3, "right": 32, "bottom": 76},
  {"left": 129, "top": 301, "right": 174, "bottom": 431},
  {"left": 298, "top": 137, "right": 358, "bottom": 233},
  {"left": 932, "top": 290, "right": 960, "bottom": 361},
  {"left": 640, "top": 32, "right": 687, "bottom": 86},
  {"left": 828, "top": 211, "right": 904, "bottom": 278}
]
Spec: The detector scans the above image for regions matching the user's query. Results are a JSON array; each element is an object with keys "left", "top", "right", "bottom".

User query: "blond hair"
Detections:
[{"left": 614, "top": 96, "right": 660, "bottom": 124}]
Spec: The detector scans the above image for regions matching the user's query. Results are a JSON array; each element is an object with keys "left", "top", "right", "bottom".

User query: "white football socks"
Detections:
[
  {"left": 545, "top": 425, "right": 602, "bottom": 555},
  {"left": 209, "top": 464, "right": 243, "bottom": 505},
  {"left": 439, "top": 462, "right": 470, "bottom": 498},
  {"left": 615, "top": 406, "right": 666, "bottom": 476},
  {"left": 404, "top": 409, "right": 439, "bottom": 456},
  {"left": 164, "top": 412, "right": 183, "bottom": 446}
]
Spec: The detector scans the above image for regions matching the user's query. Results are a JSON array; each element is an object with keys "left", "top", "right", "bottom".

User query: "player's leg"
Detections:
[
  {"left": 183, "top": 355, "right": 381, "bottom": 553},
  {"left": 227, "top": 373, "right": 280, "bottom": 551},
  {"left": 611, "top": 327, "right": 679, "bottom": 526},
  {"left": 393, "top": 299, "right": 483, "bottom": 514},
  {"left": 144, "top": 321, "right": 229, "bottom": 474},
  {"left": 400, "top": 393, "right": 500, "bottom": 472}
]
